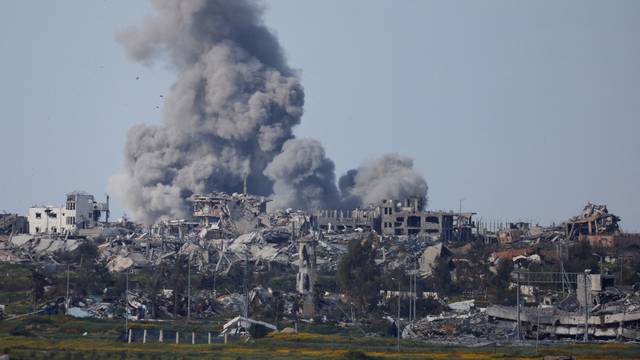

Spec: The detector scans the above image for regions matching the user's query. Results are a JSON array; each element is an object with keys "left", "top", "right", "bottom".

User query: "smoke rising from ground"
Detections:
[
  {"left": 109, "top": 0, "right": 304, "bottom": 223},
  {"left": 111, "top": 0, "right": 428, "bottom": 223},
  {"left": 338, "top": 154, "right": 428, "bottom": 209},
  {"left": 264, "top": 138, "right": 341, "bottom": 210}
]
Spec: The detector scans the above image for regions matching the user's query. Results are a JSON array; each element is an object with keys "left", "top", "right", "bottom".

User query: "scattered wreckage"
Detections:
[{"left": 3, "top": 194, "right": 640, "bottom": 348}]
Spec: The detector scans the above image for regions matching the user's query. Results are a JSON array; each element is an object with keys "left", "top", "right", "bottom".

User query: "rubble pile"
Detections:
[
  {"left": 190, "top": 192, "right": 271, "bottom": 237},
  {"left": 404, "top": 310, "right": 513, "bottom": 344},
  {"left": 0, "top": 234, "right": 80, "bottom": 262}
]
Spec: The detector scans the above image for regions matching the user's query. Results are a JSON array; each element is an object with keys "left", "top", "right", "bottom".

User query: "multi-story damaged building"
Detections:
[
  {"left": 27, "top": 191, "right": 109, "bottom": 235},
  {"left": 315, "top": 207, "right": 380, "bottom": 232},
  {"left": 380, "top": 198, "right": 475, "bottom": 241},
  {"left": 315, "top": 197, "right": 476, "bottom": 242},
  {"left": 190, "top": 192, "right": 270, "bottom": 237}
]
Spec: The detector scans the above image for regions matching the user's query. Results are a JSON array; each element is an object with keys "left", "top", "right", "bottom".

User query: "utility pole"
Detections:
[
  {"left": 124, "top": 271, "right": 129, "bottom": 334},
  {"left": 516, "top": 272, "right": 521, "bottom": 341},
  {"left": 65, "top": 264, "right": 70, "bottom": 315},
  {"left": 408, "top": 270, "right": 413, "bottom": 323},
  {"left": 397, "top": 278, "right": 401, "bottom": 352},
  {"left": 213, "top": 269, "right": 217, "bottom": 297},
  {"left": 187, "top": 258, "right": 191, "bottom": 321},
  {"left": 243, "top": 253, "right": 249, "bottom": 318},
  {"left": 536, "top": 305, "right": 541, "bottom": 354},
  {"left": 413, "top": 264, "right": 419, "bottom": 320},
  {"left": 583, "top": 270, "right": 589, "bottom": 342},
  {"left": 407, "top": 270, "right": 413, "bottom": 321}
]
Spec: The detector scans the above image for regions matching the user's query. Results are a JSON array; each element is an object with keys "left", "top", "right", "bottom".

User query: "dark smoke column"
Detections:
[{"left": 110, "top": 0, "right": 304, "bottom": 224}]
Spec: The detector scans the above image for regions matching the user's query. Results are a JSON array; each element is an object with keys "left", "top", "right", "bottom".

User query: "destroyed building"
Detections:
[
  {"left": 566, "top": 203, "right": 640, "bottom": 247},
  {"left": 190, "top": 192, "right": 270, "bottom": 238},
  {"left": 315, "top": 207, "right": 379, "bottom": 232},
  {"left": 566, "top": 203, "right": 620, "bottom": 241},
  {"left": 486, "top": 272, "right": 640, "bottom": 341},
  {"left": 316, "top": 197, "right": 476, "bottom": 242},
  {"left": 0, "top": 213, "right": 27, "bottom": 235},
  {"left": 27, "top": 191, "right": 109, "bottom": 235},
  {"left": 380, "top": 198, "right": 475, "bottom": 241}
]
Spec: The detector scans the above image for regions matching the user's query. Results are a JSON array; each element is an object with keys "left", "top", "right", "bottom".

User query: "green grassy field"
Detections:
[{"left": 0, "top": 316, "right": 639, "bottom": 359}]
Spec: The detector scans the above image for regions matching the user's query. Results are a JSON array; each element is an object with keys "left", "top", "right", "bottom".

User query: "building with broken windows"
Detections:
[
  {"left": 380, "top": 198, "right": 475, "bottom": 241},
  {"left": 190, "top": 192, "right": 270, "bottom": 238},
  {"left": 27, "top": 191, "right": 109, "bottom": 235},
  {"left": 315, "top": 207, "right": 379, "bottom": 232},
  {"left": 315, "top": 197, "right": 476, "bottom": 242}
]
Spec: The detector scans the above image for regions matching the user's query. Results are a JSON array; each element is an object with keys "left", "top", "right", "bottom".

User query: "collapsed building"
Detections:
[
  {"left": 486, "top": 273, "right": 640, "bottom": 341},
  {"left": 0, "top": 213, "right": 27, "bottom": 235},
  {"left": 566, "top": 203, "right": 640, "bottom": 248},
  {"left": 5, "top": 191, "right": 640, "bottom": 345},
  {"left": 190, "top": 192, "right": 270, "bottom": 238},
  {"left": 566, "top": 203, "right": 620, "bottom": 241}
]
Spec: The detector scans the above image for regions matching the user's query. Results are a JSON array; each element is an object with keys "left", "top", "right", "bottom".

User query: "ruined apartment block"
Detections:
[
  {"left": 380, "top": 198, "right": 475, "bottom": 242},
  {"left": 315, "top": 197, "right": 476, "bottom": 242}
]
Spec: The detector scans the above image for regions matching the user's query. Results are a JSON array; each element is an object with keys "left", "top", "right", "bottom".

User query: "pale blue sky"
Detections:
[{"left": 1, "top": 1, "right": 639, "bottom": 230}]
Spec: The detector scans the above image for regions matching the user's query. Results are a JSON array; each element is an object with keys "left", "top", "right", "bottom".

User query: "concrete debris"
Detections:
[
  {"left": 6, "top": 191, "right": 640, "bottom": 349},
  {"left": 418, "top": 243, "right": 452, "bottom": 278},
  {"left": 221, "top": 316, "right": 277, "bottom": 336},
  {"left": 68, "top": 307, "right": 92, "bottom": 318},
  {"left": 448, "top": 299, "right": 475, "bottom": 313},
  {"left": 403, "top": 307, "right": 513, "bottom": 344},
  {"left": 106, "top": 254, "right": 134, "bottom": 273}
]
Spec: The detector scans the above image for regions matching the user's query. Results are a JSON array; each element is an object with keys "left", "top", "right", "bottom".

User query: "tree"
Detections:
[
  {"left": 618, "top": 257, "right": 640, "bottom": 285},
  {"left": 467, "top": 241, "right": 491, "bottom": 265},
  {"left": 431, "top": 258, "right": 454, "bottom": 295},
  {"left": 31, "top": 268, "right": 47, "bottom": 311},
  {"left": 167, "top": 255, "right": 188, "bottom": 317},
  {"left": 76, "top": 241, "right": 99, "bottom": 263},
  {"left": 489, "top": 259, "right": 515, "bottom": 305},
  {"left": 146, "top": 263, "right": 169, "bottom": 319},
  {"left": 455, "top": 241, "right": 491, "bottom": 296},
  {"left": 74, "top": 241, "right": 111, "bottom": 298},
  {"left": 337, "top": 234, "right": 381, "bottom": 312},
  {"left": 566, "top": 241, "right": 599, "bottom": 273}
]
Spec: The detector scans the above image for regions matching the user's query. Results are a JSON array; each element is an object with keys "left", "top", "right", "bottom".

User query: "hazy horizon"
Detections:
[{"left": 1, "top": 0, "right": 639, "bottom": 230}]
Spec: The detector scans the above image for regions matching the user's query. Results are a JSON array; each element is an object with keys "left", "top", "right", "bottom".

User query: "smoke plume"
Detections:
[
  {"left": 109, "top": 0, "right": 304, "bottom": 223},
  {"left": 111, "top": 0, "right": 428, "bottom": 223},
  {"left": 264, "top": 138, "right": 341, "bottom": 210},
  {"left": 338, "top": 154, "right": 428, "bottom": 209}
]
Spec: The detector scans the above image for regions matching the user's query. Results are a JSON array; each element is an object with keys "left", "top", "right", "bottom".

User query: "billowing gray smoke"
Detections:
[
  {"left": 111, "top": 0, "right": 428, "bottom": 223},
  {"left": 109, "top": 0, "right": 304, "bottom": 223},
  {"left": 338, "top": 154, "right": 429, "bottom": 209},
  {"left": 264, "top": 138, "right": 341, "bottom": 210}
]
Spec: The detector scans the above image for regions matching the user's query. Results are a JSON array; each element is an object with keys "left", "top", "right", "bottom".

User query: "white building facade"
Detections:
[{"left": 27, "top": 191, "right": 109, "bottom": 235}]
